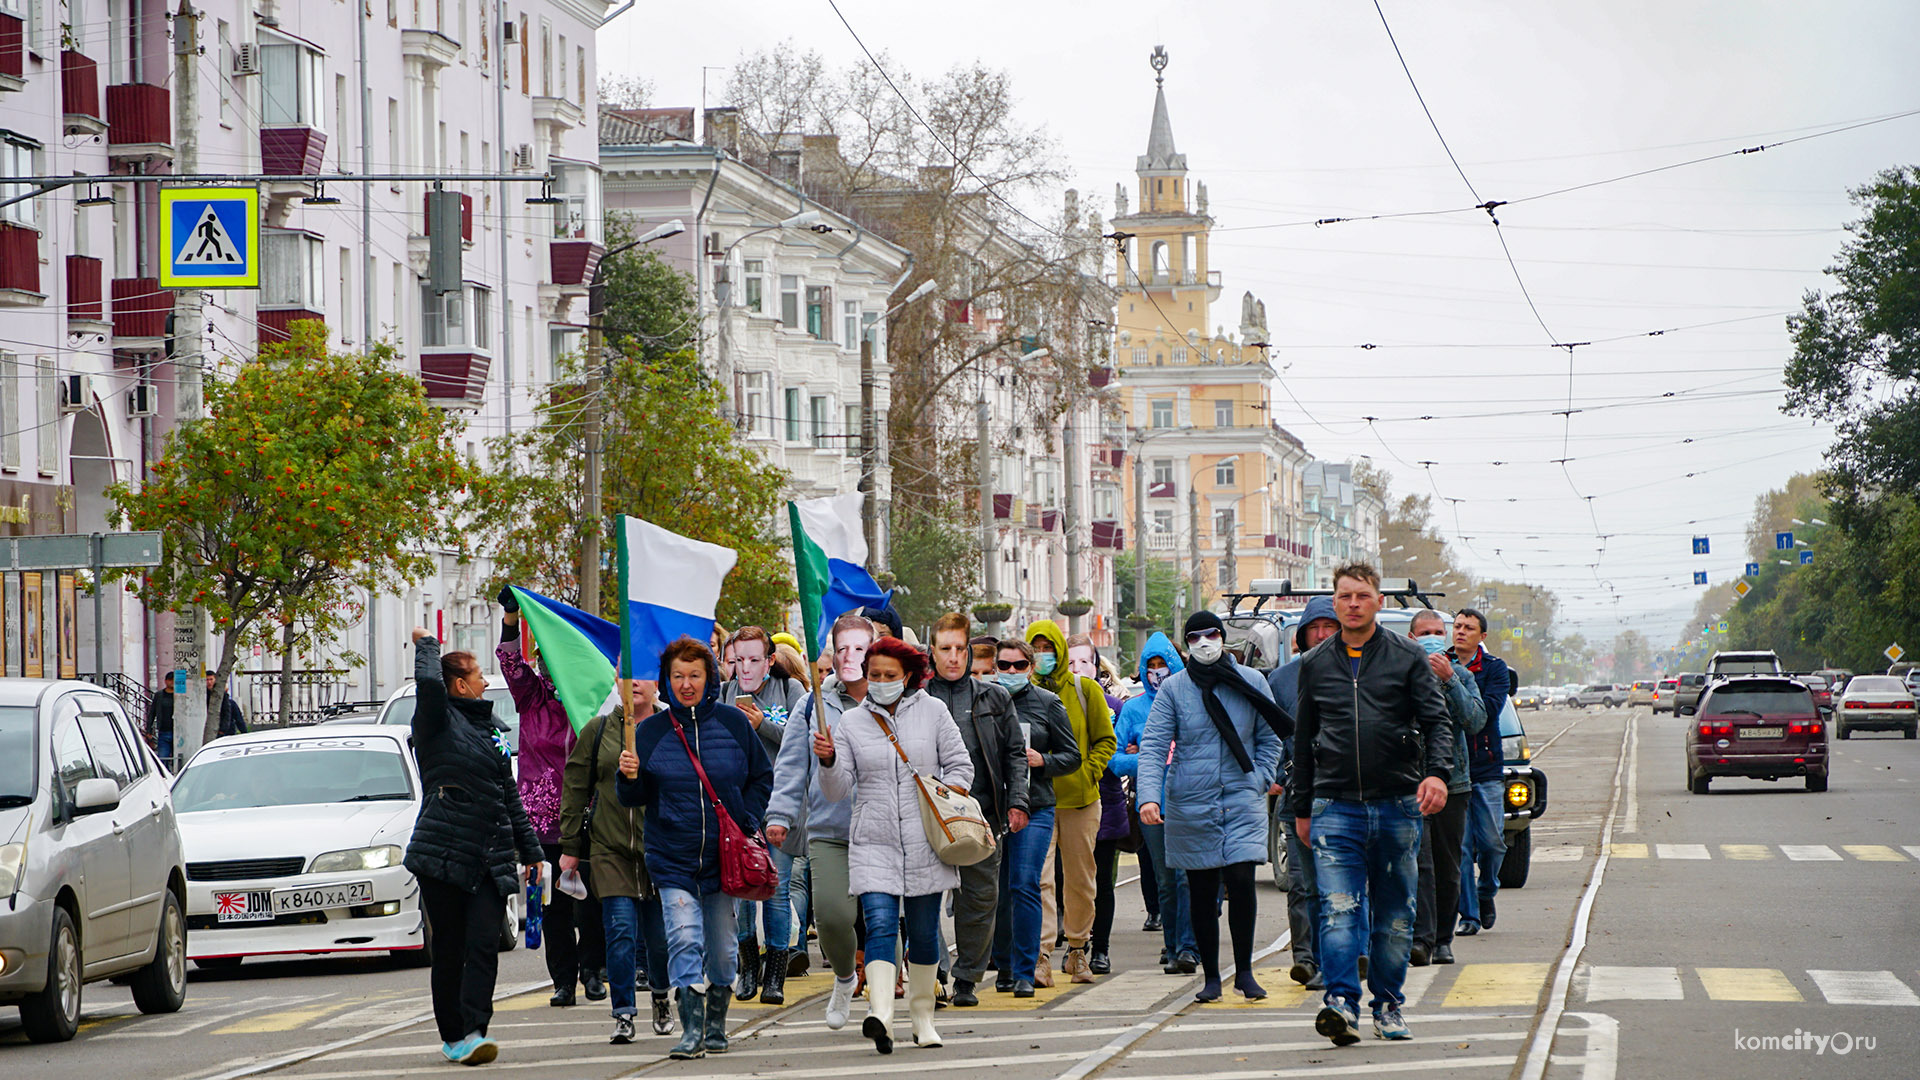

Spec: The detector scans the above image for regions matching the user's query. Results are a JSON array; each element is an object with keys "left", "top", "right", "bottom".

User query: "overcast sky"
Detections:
[{"left": 602, "top": 1, "right": 1920, "bottom": 648}]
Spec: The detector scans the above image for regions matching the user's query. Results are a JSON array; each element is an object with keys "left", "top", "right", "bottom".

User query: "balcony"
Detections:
[
  {"left": 111, "top": 277, "right": 172, "bottom": 343},
  {"left": 1106, "top": 267, "right": 1221, "bottom": 290},
  {"left": 257, "top": 308, "right": 325, "bottom": 348},
  {"left": 61, "top": 50, "right": 104, "bottom": 135},
  {"left": 0, "top": 222, "right": 40, "bottom": 301},
  {"left": 548, "top": 240, "right": 603, "bottom": 288},
  {"left": 260, "top": 126, "right": 327, "bottom": 176},
  {"left": 106, "top": 83, "right": 172, "bottom": 161},
  {"left": 1091, "top": 521, "right": 1125, "bottom": 550},
  {"left": 992, "top": 493, "right": 1013, "bottom": 520},
  {"left": 420, "top": 352, "right": 490, "bottom": 407},
  {"left": 1148, "top": 480, "right": 1176, "bottom": 499},
  {"left": 0, "top": 14, "right": 22, "bottom": 92},
  {"left": 422, "top": 192, "right": 473, "bottom": 242},
  {"left": 1146, "top": 531, "right": 1177, "bottom": 550},
  {"left": 65, "top": 256, "right": 104, "bottom": 326}
]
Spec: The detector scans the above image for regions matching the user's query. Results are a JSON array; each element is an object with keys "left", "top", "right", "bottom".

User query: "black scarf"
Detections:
[{"left": 1187, "top": 655, "right": 1294, "bottom": 775}]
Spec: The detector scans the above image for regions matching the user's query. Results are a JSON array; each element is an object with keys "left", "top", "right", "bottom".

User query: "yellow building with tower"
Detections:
[{"left": 1113, "top": 47, "right": 1314, "bottom": 611}]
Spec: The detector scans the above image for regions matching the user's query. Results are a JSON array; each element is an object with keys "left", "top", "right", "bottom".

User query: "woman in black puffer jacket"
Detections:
[{"left": 403, "top": 630, "right": 544, "bottom": 1067}]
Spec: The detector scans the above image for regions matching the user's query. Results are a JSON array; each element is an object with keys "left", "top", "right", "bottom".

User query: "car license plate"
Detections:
[
  {"left": 274, "top": 880, "right": 374, "bottom": 913},
  {"left": 1742, "top": 726, "right": 1785, "bottom": 739},
  {"left": 213, "top": 890, "right": 273, "bottom": 923}
]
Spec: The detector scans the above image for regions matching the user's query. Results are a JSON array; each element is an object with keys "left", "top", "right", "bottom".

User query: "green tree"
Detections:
[
  {"left": 474, "top": 347, "right": 794, "bottom": 631},
  {"left": 109, "top": 322, "right": 473, "bottom": 734},
  {"left": 598, "top": 214, "right": 697, "bottom": 362},
  {"left": 888, "top": 506, "right": 979, "bottom": 634},
  {"left": 1116, "top": 549, "right": 1183, "bottom": 658},
  {"left": 1609, "top": 629, "right": 1651, "bottom": 681}
]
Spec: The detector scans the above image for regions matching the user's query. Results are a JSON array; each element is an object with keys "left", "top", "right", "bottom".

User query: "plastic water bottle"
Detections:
[{"left": 525, "top": 866, "right": 544, "bottom": 950}]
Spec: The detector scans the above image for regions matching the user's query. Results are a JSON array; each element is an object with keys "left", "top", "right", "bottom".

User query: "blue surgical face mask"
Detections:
[
  {"left": 1145, "top": 668, "right": 1169, "bottom": 690},
  {"left": 1035, "top": 654, "right": 1058, "bottom": 676},
  {"left": 996, "top": 672, "right": 1030, "bottom": 693},
  {"left": 866, "top": 678, "right": 906, "bottom": 706},
  {"left": 1417, "top": 634, "right": 1450, "bottom": 656}
]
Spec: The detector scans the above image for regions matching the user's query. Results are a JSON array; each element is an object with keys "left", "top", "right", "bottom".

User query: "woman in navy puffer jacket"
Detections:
[{"left": 616, "top": 636, "right": 773, "bottom": 1060}]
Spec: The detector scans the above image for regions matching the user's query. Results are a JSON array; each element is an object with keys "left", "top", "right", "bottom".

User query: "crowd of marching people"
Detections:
[{"left": 402, "top": 560, "right": 1514, "bottom": 1064}]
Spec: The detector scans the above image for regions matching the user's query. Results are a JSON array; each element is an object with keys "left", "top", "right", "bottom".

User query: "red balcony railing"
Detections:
[
  {"left": 1090, "top": 521, "right": 1125, "bottom": 550},
  {"left": 66, "top": 256, "right": 102, "bottom": 321},
  {"left": 0, "top": 14, "right": 25, "bottom": 82},
  {"left": 258, "top": 308, "right": 325, "bottom": 347},
  {"left": 548, "top": 240, "right": 603, "bottom": 287},
  {"left": 61, "top": 50, "right": 100, "bottom": 120},
  {"left": 422, "top": 192, "right": 473, "bottom": 241},
  {"left": 112, "top": 277, "right": 172, "bottom": 338},
  {"left": 420, "top": 352, "right": 489, "bottom": 405},
  {"left": 260, "top": 127, "right": 327, "bottom": 175},
  {"left": 0, "top": 222, "right": 38, "bottom": 294},
  {"left": 106, "top": 82, "right": 170, "bottom": 147}
]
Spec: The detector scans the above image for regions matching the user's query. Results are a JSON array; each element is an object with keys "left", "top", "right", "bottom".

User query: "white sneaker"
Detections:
[{"left": 825, "top": 974, "right": 858, "bottom": 1030}]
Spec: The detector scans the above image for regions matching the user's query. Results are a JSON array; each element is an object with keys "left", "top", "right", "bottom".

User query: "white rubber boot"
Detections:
[
  {"left": 862, "top": 960, "right": 896, "bottom": 1054},
  {"left": 908, "top": 962, "right": 942, "bottom": 1048}
]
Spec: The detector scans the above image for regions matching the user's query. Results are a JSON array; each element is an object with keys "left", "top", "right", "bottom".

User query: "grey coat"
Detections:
[
  {"left": 764, "top": 677, "right": 861, "bottom": 856},
  {"left": 817, "top": 688, "right": 975, "bottom": 898},
  {"left": 720, "top": 674, "right": 806, "bottom": 762}
]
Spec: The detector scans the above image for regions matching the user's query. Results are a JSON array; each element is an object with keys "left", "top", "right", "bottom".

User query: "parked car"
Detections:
[
  {"left": 173, "top": 724, "right": 520, "bottom": 968},
  {"left": 1708, "top": 650, "right": 1784, "bottom": 680},
  {"left": 1653, "top": 678, "right": 1679, "bottom": 713},
  {"left": 0, "top": 681, "right": 188, "bottom": 1042},
  {"left": 1514, "top": 686, "right": 1543, "bottom": 710},
  {"left": 1832, "top": 674, "right": 1917, "bottom": 740},
  {"left": 1627, "top": 680, "right": 1656, "bottom": 707},
  {"left": 1681, "top": 676, "right": 1828, "bottom": 792},
  {"left": 1571, "top": 684, "right": 1627, "bottom": 708},
  {"left": 375, "top": 682, "right": 523, "bottom": 754},
  {"left": 1674, "top": 672, "right": 1708, "bottom": 713}
]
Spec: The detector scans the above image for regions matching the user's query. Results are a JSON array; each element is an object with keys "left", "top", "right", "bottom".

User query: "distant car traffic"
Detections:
[
  {"left": 1627, "top": 680, "right": 1656, "bottom": 707},
  {"left": 1799, "top": 675, "right": 1834, "bottom": 715},
  {"left": 1832, "top": 675, "right": 1917, "bottom": 740},
  {"left": 1514, "top": 687, "right": 1543, "bottom": 710},
  {"left": 1653, "top": 678, "right": 1679, "bottom": 713},
  {"left": 1708, "top": 650, "right": 1784, "bottom": 680},
  {"left": 1682, "top": 675, "right": 1828, "bottom": 792},
  {"left": 1571, "top": 684, "right": 1627, "bottom": 708},
  {"left": 1674, "top": 672, "right": 1708, "bottom": 713},
  {"left": 172, "top": 724, "right": 520, "bottom": 968},
  {"left": 0, "top": 681, "right": 188, "bottom": 1042}
]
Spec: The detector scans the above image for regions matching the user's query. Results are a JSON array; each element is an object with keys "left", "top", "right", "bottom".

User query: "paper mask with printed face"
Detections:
[
  {"left": 1068, "top": 643, "right": 1099, "bottom": 682},
  {"left": 734, "top": 638, "right": 770, "bottom": 693},
  {"left": 835, "top": 627, "right": 873, "bottom": 683}
]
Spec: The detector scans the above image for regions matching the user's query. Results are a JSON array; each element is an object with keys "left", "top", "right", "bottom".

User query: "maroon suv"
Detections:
[{"left": 1681, "top": 676, "right": 1828, "bottom": 793}]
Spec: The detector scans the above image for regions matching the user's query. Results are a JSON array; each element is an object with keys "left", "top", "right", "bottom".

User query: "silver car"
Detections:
[{"left": 0, "top": 681, "right": 189, "bottom": 1041}]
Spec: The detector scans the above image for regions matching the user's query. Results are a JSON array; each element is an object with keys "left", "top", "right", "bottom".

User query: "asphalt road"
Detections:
[{"left": 4, "top": 704, "right": 1913, "bottom": 1079}]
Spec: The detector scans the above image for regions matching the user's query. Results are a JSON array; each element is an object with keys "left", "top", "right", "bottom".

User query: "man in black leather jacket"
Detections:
[{"left": 1290, "top": 563, "right": 1453, "bottom": 1047}]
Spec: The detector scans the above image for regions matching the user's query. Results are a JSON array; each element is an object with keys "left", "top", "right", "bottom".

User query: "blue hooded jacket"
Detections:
[
  {"left": 1111, "top": 632, "right": 1185, "bottom": 780},
  {"left": 1267, "top": 596, "right": 1338, "bottom": 717}
]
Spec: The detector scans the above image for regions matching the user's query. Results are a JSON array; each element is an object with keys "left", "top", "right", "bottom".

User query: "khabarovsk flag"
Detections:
[
  {"left": 506, "top": 587, "right": 619, "bottom": 733},
  {"left": 789, "top": 492, "right": 893, "bottom": 655},
  {"left": 614, "top": 516, "right": 738, "bottom": 680}
]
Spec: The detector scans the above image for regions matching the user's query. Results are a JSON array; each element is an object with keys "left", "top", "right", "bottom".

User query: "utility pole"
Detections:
[
  {"left": 357, "top": 0, "right": 376, "bottom": 699},
  {"left": 171, "top": 0, "right": 209, "bottom": 762},
  {"left": 1131, "top": 437, "right": 1147, "bottom": 657},
  {"left": 1061, "top": 407, "right": 1082, "bottom": 632},
  {"left": 580, "top": 278, "right": 605, "bottom": 616},
  {"left": 978, "top": 392, "right": 999, "bottom": 637},
  {"left": 1188, "top": 481, "right": 1203, "bottom": 616},
  {"left": 860, "top": 337, "right": 877, "bottom": 571}
]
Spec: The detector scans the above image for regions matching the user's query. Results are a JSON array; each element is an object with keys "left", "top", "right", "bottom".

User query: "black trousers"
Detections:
[
  {"left": 1090, "top": 839, "right": 1120, "bottom": 954},
  {"left": 540, "top": 842, "right": 605, "bottom": 989},
  {"left": 420, "top": 876, "right": 507, "bottom": 1043},
  {"left": 1138, "top": 836, "right": 1160, "bottom": 919},
  {"left": 1415, "top": 792, "right": 1471, "bottom": 950},
  {"left": 1186, "top": 862, "right": 1257, "bottom": 983}
]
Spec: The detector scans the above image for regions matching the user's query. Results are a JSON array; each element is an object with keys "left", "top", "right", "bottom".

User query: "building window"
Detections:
[
  {"left": 1173, "top": 347, "right": 1188, "bottom": 364},
  {"left": 576, "top": 45, "right": 585, "bottom": 103},
  {"left": 36, "top": 357, "right": 55, "bottom": 478},
  {"left": 1218, "top": 560, "right": 1235, "bottom": 589},
  {"left": 1215, "top": 458, "right": 1235, "bottom": 486},
  {"left": 549, "top": 160, "right": 599, "bottom": 241},
  {"left": 1214, "top": 507, "right": 1236, "bottom": 537},
  {"left": 742, "top": 260, "right": 764, "bottom": 313},
  {"left": 1151, "top": 239, "right": 1168, "bottom": 278},
  {"left": 809, "top": 395, "right": 830, "bottom": 449},
  {"left": 843, "top": 301, "right": 860, "bottom": 352},
  {"left": 478, "top": 0, "right": 487, "bottom": 63},
  {"left": 1151, "top": 459, "right": 1174, "bottom": 487},
  {"left": 783, "top": 387, "right": 801, "bottom": 442},
  {"left": 262, "top": 232, "right": 324, "bottom": 310},
  {"left": 0, "top": 352, "right": 17, "bottom": 470},
  {"left": 1214, "top": 398, "right": 1233, "bottom": 428},
  {"left": 260, "top": 35, "right": 326, "bottom": 128},
  {"left": 1093, "top": 484, "right": 1118, "bottom": 521},
  {"left": 420, "top": 283, "right": 491, "bottom": 350},
  {"left": 806, "top": 285, "right": 831, "bottom": 341},
  {"left": 844, "top": 404, "right": 861, "bottom": 457},
  {"left": 1149, "top": 398, "right": 1173, "bottom": 429},
  {"left": 538, "top": 18, "right": 552, "bottom": 97},
  {"left": 1152, "top": 509, "right": 1174, "bottom": 535},
  {"left": 0, "top": 138, "right": 38, "bottom": 228},
  {"left": 736, "top": 371, "right": 770, "bottom": 439},
  {"left": 556, "top": 33, "right": 566, "bottom": 97},
  {"left": 1130, "top": 347, "right": 1147, "bottom": 365},
  {"left": 779, "top": 275, "right": 799, "bottom": 329}
]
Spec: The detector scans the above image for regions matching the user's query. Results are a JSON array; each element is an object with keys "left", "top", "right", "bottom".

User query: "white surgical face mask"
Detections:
[
  {"left": 866, "top": 678, "right": 906, "bottom": 706},
  {"left": 1188, "top": 638, "right": 1224, "bottom": 664}
]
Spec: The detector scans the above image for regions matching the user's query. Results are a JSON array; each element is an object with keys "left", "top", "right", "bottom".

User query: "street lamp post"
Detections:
[{"left": 976, "top": 343, "right": 1045, "bottom": 637}]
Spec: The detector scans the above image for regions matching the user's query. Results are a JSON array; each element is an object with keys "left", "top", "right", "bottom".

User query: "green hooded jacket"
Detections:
[{"left": 1024, "top": 619, "right": 1117, "bottom": 810}]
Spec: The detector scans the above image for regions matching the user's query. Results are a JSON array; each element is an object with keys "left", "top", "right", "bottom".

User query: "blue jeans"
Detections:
[
  {"left": 1457, "top": 780, "right": 1506, "bottom": 923},
  {"left": 1141, "top": 822, "right": 1196, "bottom": 959},
  {"left": 992, "top": 806, "right": 1054, "bottom": 982},
  {"left": 601, "top": 894, "right": 668, "bottom": 1015},
  {"left": 658, "top": 886, "right": 738, "bottom": 990},
  {"left": 1311, "top": 796, "right": 1422, "bottom": 1012},
  {"left": 736, "top": 848, "right": 797, "bottom": 949},
  {"left": 859, "top": 892, "right": 941, "bottom": 968}
]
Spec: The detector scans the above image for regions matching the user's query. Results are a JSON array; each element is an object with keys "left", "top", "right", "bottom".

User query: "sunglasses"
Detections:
[
  {"left": 1185, "top": 629, "right": 1223, "bottom": 644},
  {"left": 996, "top": 658, "right": 1032, "bottom": 672}
]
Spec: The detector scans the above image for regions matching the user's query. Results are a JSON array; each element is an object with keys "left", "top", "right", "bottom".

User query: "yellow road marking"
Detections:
[
  {"left": 1842, "top": 844, "right": 1906, "bottom": 862},
  {"left": 1192, "top": 967, "right": 1312, "bottom": 1009},
  {"left": 1443, "top": 963, "right": 1550, "bottom": 1007},
  {"left": 1719, "top": 844, "right": 1773, "bottom": 860},
  {"left": 1609, "top": 843, "right": 1649, "bottom": 858},
  {"left": 214, "top": 1000, "right": 354, "bottom": 1033},
  {"left": 1698, "top": 967, "right": 1803, "bottom": 1002}
]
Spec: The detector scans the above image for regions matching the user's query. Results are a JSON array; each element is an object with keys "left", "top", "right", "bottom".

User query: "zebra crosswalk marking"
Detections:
[
  {"left": 1780, "top": 844, "right": 1842, "bottom": 861},
  {"left": 1443, "top": 963, "right": 1550, "bottom": 1007},
  {"left": 1609, "top": 843, "right": 1649, "bottom": 858},
  {"left": 1654, "top": 843, "right": 1710, "bottom": 859},
  {"left": 1719, "top": 844, "right": 1773, "bottom": 860},
  {"left": 1807, "top": 970, "right": 1920, "bottom": 1006},
  {"left": 1582, "top": 965, "right": 1683, "bottom": 1001},
  {"left": 1697, "top": 967, "right": 1803, "bottom": 1002},
  {"left": 1841, "top": 844, "right": 1905, "bottom": 862}
]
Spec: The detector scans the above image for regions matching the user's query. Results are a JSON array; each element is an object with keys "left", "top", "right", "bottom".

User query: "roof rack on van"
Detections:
[{"left": 1224, "top": 577, "right": 1446, "bottom": 614}]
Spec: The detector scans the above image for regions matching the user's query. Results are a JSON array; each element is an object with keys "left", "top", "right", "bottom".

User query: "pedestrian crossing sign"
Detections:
[{"left": 159, "top": 187, "right": 259, "bottom": 288}]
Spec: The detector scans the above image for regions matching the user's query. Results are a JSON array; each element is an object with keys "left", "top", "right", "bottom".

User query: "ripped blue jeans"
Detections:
[{"left": 1310, "top": 795, "right": 1423, "bottom": 1012}]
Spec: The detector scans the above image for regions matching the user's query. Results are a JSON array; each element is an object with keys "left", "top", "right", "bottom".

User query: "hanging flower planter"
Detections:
[
  {"left": 972, "top": 602, "right": 1015, "bottom": 623},
  {"left": 1124, "top": 613, "right": 1159, "bottom": 631},
  {"left": 1055, "top": 598, "right": 1093, "bottom": 617}
]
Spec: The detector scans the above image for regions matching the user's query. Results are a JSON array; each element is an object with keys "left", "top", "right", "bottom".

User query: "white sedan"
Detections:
[
  {"left": 172, "top": 724, "right": 518, "bottom": 967},
  {"left": 1833, "top": 675, "right": 1918, "bottom": 740}
]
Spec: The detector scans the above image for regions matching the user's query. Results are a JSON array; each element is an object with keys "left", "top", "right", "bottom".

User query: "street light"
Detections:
[
  {"left": 886, "top": 278, "right": 938, "bottom": 318},
  {"left": 632, "top": 218, "right": 687, "bottom": 246}
]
